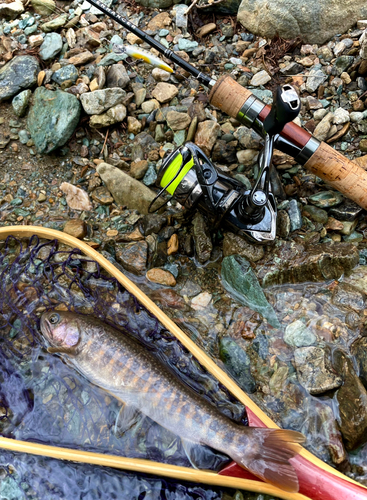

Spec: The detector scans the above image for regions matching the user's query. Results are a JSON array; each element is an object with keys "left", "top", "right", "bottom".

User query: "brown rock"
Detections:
[
  {"left": 67, "top": 51, "right": 95, "bottom": 66},
  {"left": 130, "top": 160, "right": 149, "bottom": 179},
  {"left": 359, "top": 138, "right": 367, "bottom": 152},
  {"left": 359, "top": 59, "right": 367, "bottom": 75},
  {"left": 127, "top": 116, "right": 142, "bottom": 135},
  {"left": 117, "top": 227, "right": 144, "bottom": 242},
  {"left": 352, "top": 99, "right": 365, "bottom": 111},
  {"left": 106, "top": 229, "right": 118, "bottom": 237},
  {"left": 242, "top": 47, "right": 257, "bottom": 58},
  {"left": 166, "top": 110, "right": 191, "bottom": 131},
  {"left": 91, "top": 186, "right": 114, "bottom": 204},
  {"left": 63, "top": 219, "right": 87, "bottom": 239},
  {"left": 151, "top": 83, "right": 178, "bottom": 104},
  {"left": 146, "top": 268, "right": 176, "bottom": 286},
  {"left": 325, "top": 217, "right": 344, "bottom": 231},
  {"left": 354, "top": 155, "right": 367, "bottom": 170},
  {"left": 197, "top": 23, "right": 216, "bottom": 37},
  {"left": 116, "top": 241, "right": 148, "bottom": 275},
  {"left": 194, "top": 120, "right": 220, "bottom": 156},
  {"left": 167, "top": 234, "right": 179, "bottom": 255},
  {"left": 147, "top": 12, "right": 171, "bottom": 31}
]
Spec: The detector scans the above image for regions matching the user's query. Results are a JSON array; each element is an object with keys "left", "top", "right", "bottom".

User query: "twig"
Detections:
[
  {"left": 185, "top": 0, "right": 199, "bottom": 16},
  {"left": 102, "top": 128, "right": 109, "bottom": 155}
]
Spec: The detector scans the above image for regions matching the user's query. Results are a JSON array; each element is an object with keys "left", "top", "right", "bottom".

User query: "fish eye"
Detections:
[{"left": 49, "top": 313, "right": 60, "bottom": 325}]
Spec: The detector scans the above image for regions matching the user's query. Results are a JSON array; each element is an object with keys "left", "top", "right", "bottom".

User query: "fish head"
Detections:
[{"left": 40, "top": 311, "right": 82, "bottom": 350}]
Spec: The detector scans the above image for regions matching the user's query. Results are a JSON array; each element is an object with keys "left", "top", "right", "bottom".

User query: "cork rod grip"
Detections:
[
  {"left": 209, "top": 75, "right": 253, "bottom": 118},
  {"left": 305, "top": 142, "right": 367, "bottom": 210}
]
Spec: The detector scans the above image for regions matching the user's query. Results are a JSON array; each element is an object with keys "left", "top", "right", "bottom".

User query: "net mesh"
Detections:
[{"left": 0, "top": 235, "right": 249, "bottom": 499}]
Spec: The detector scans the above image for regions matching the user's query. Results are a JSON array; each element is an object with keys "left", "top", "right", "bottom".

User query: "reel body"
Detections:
[
  {"left": 154, "top": 143, "right": 277, "bottom": 244},
  {"left": 151, "top": 84, "right": 301, "bottom": 245}
]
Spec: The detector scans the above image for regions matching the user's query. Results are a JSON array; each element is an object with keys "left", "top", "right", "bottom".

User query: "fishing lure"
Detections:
[{"left": 113, "top": 44, "right": 173, "bottom": 73}]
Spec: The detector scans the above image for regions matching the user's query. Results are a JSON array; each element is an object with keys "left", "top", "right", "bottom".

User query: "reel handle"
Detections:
[{"left": 263, "top": 85, "right": 301, "bottom": 136}]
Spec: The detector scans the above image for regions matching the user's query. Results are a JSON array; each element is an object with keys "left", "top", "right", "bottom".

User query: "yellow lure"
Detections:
[{"left": 113, "top": 44, "right": 173, "bottom": 73}]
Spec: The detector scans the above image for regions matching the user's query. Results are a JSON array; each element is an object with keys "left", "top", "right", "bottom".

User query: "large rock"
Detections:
[
  {"left": 96, "top": 162, "right": 156, "bottom": 214},
  {"left": 255, "top": 241, "right": 359, "bottom": 287},
  {"left": 237, "top": 0, "right": 367, "bottom": 45},
  {"left": 27, "top": 87, "right": 81, "bottom": 154},
  {"left": 0, "top": 56, "right": 39, "bottom": 102},
  {"left": 80, "top": 88, "right": 126, "bottom": 115}
]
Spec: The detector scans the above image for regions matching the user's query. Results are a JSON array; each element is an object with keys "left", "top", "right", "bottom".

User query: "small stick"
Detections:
[
  {"left": 102, "top": 128, "right": 109, "bottom": 155},
  {"left": 185, "top": 0, "right": 199, "bottom": 16}
]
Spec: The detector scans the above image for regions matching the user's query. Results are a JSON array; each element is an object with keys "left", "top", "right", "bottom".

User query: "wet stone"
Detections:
[
  {"left": 329, "top": 200, "right": 363, "bottom": 222},
  {"left": 140, "top": 214, "right": 167, "bottom": 236},
  {"left": 333, "top": 350, "right": 367, "bottom": 451},
  {"left": 351, "top": 337, "right": 367, "bottom": 389},
  {"left": 256, "top": 241, "right": 359, "bottom": 287},
  {"left": 294, "top": 346, "right": 342, "bottom": 395},
  {"left": 302, "top": 205, "right": 328, "bottom": 224},
  {"left": 192, "top": 212, "right": 212, "bottom": 264},
  {"left": 221, "top": 255, "right": 280, "bottom": 328},
  {"left": 284, "top": 320, "right": 316, "bottom": 347},
  {"left": 146, "top": 268, "right": 176, "bottom": 286},
  {"left": 116, "top": 241, "right": 148, "bottom": 275},
  {"left": 308, "top": 190, "right": 344, "bottom": 208},
  {"left": 287, "top": 199, "right": 303, "bottom": 232},
  {"left": 219, "top": 337, "right": 256, "bottom": 393},
  {"left": 222, "top": 232, "right": 264, "bottom": 262}
]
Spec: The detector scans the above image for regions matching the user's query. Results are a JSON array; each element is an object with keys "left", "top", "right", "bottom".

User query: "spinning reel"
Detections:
[{"left": 150, "top": 85, "right": 301, "bottom": 244}]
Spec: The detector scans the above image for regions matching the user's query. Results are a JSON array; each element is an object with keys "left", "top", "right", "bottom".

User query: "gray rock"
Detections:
[
  {"left": 106, "top": 64, "right": 130, "bottom": 89},
  {"left": 249, "top": 70, "right": 271, "bottom": 86},
  {"left": 89, "top": 104, "right": 127, "bottom": 128},
  {"left": 334, "top": 55, "right": 354, "bottom": 75},
  {"left": 80, "top": 88, "right": 126, "bottom": 115},
  {"left": 294, "top": 346, "right": 343, "bottom": 395},
  {"left": 12, "top": 89, "right": 31, "bottom": 117},
  {"left": 27, "top": 87, "right": 81, "bottom": 153},
  {"left": 284, "top": 320, "right": 316, "bottom": 348},
  {"left": 237, "top": 0, "right": 367, "bottom": 44},
  {"left": 97, "top": 52, "right": 127, "bottom": 66},
  {"left": 39, "top": 32, "right": 63, "bottom": 61},
  {"left": 287, "top": 199, "right": 303, "bottom": 232},
  {"left": 18, "top": 129, "right": 30, "bottom": 144},
  {"left": 178, "top": 38, "right": 198, "bottom": 52},
  {"left": 280, "top": 62, "right": 304, "bottom": 75},
  {"left": 221, "top": 255, "right": 280, "bottom": 328},
  {"left": 0, "top": 56, "right": 39, "bottom": 102},
  {"left": 96, "top": 162, "right": 156, "bottom": 214},
  {"left": 52, "top": 65, "right": 78, "bottom": 85},
  {"left": 306, "top": 68, "right": 328, "bottom": 93}
]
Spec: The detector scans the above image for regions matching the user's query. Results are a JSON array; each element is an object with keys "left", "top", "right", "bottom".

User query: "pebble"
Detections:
[
  {"left": 63, "top": 219, "right": 88, "bottom": 239},
  {"left": 39, "top": 32, "right": 62, "bottom": 60},
  {"left": 167, "top": 234, "right": 179, "bottom": 255},
  {"left": 146, "top": 268, "right": 176, "bottom": 286},
  {"left": 284, "top": 319, "right": 317, "bottom": 347},
  {"left": 60, "top": 182, "right": 92, "bottom": 211},
  {"left": 249, "top": 70, "right": 271, "bottom": 86},
  {"left": 151, "top": 82, "right": 178, "bottom": 104},
  {"left": 80, "top": 88, "right": 126, "bottom": 115},
  {"left": 191, "top": 292, "right": 212, "bottom": 311},
  {"left": 12, "top": 89, "right": 31, "bottom": 117}
]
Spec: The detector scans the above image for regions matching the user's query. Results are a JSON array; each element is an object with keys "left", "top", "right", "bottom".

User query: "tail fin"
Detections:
[{"left": 230, "top": 428, "right": 305, "bottom": 493}]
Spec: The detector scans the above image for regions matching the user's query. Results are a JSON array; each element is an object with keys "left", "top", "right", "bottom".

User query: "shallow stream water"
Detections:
[{"left": 0, "top": 234, "right": 367, "bottom": 498}]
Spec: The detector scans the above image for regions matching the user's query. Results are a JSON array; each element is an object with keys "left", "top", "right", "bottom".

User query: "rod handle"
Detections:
[
  {"left": 305, "top": 142, "right": 367, "bottom": 210},
  {"left": 209, "top": 75, "right": 253, "bottom": 118}
]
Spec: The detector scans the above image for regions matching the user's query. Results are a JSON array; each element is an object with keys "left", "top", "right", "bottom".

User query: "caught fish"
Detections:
[
  {"left": 113, "top": 44, "right": 173, "bottom": 73},
  {"left": 40, "top": 311, "right": 304, "bottom": 492}
]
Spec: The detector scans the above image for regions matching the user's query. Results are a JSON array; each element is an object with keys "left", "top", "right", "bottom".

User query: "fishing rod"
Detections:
[{"left": 85, "top": 0, "right": 367, "bottom": 213}]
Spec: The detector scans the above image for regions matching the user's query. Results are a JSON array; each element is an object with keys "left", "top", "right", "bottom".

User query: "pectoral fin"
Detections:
[{"left": 114, "top": 403, "right": 142, "bottom": 437}]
